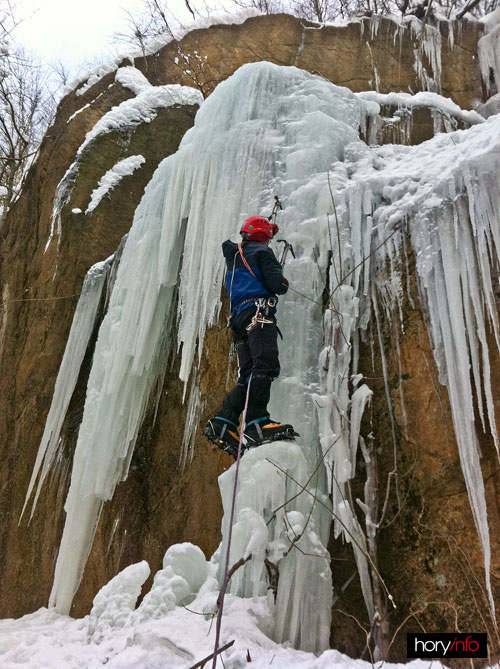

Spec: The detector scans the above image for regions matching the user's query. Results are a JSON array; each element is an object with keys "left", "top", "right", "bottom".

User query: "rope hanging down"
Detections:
[{"left": 211, "top": 374, "right": 253, "bottom": 668}]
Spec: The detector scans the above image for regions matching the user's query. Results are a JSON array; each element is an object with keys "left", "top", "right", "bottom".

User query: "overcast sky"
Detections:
[{"left": 13, "top": 0, "right": 198, "bottom": 74}]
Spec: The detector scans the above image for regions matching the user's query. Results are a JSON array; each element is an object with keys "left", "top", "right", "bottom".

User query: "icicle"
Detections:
[
  {"left": 338, "top": 500, "right": 375, "bottom": 621},
  {"left": 180, "top": 371, "right": 204, "bottom": 471},
  {"left": 49, "top": 156, "right": 188, "bottom": 612},
  {"left": 336, "top": 114, "right": 500, "bottom": 619},
  {"left": 349, "top": 384, "right": 373, "bottom": 475},
  {"left": 45, "top": 161, "right": 78, "bottom": 253},
  {"left": 0, "top": 283, "right": 9, "bottom": 362},
  {"left": 21, "top": 259, "right": 111, "bottom": 521},
  {"left": 448, "top": 20, "right": 454, "bottom": 49},
  {"left": 409, "top": 19, "right": 442, "bottom": 93},
  {"left": 478, "top": 21, "right": 500, "bottom": 96}
]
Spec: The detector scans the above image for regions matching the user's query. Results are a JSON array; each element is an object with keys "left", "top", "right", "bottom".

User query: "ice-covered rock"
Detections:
[
  {"left": 88, "top": 561, "right": 150, "bottom": 642},
  {"left": 135, "top": 543, "right": 208, "bottom": 622},
  {"left": 163, "top": 543, "right": 208, "bottom": 592}
]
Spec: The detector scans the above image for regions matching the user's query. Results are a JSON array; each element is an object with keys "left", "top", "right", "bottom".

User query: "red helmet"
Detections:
[{"left": 240, "top": 216, "right": 279, "bottom": 241}]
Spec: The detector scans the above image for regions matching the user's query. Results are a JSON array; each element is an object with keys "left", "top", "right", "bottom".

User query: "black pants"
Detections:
[{"left": 217, "top": 306, "right": 280, "bottom": 425}]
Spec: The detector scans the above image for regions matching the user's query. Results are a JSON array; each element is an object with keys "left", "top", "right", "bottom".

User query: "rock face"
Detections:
[
  {"left": 140, "top": 13, "right": 483, "bottom": 108},
  {"left": 0, "top": 11, "right": 497, "bottom": 661},
  {"left": 0, "top": 76, "right": 200, "bottom": 617}
]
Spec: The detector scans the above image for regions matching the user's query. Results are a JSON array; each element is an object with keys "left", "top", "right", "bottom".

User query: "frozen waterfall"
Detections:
[
  {"left": 46, "top": 63, "right": 369, "bottom": 650},
  {"left": 29, "top": 59, "right": 500, "bottom": 648}
]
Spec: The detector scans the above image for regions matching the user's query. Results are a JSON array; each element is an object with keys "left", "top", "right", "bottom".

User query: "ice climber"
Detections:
[{"left": 204, "top": 215, "right": 297, "bottom": 458}]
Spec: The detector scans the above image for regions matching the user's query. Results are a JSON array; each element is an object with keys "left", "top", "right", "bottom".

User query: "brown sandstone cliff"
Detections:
[{"left": 0, "top": 12, "right": 497, "bottom": 662}]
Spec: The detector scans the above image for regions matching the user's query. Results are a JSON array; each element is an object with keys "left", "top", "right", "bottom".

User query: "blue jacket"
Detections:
[{"left": 223, "top": 240, "right": 289, "bottom": 316}]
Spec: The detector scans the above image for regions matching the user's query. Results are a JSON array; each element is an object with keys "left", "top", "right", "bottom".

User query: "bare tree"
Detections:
[
  {"left": 49, "top": 59, "right": 72, "bottom": 88},
  {"left": 0, "top": 0, "right": 19, "bottom": 41},
  {"left": 0, "top": 3, "right": 56, "bottom": 220},
  {"left": 231, "top": 0, "right": 496, "bottom": 21},
  {"left": 112, "top": 0, "right": 200, "bottom": 55},
  {"left": 232, "top": 0, "right": 285, "bottom": 14},
  {"left": 113, "top": 0, "right": 174, "bottom": 55}
]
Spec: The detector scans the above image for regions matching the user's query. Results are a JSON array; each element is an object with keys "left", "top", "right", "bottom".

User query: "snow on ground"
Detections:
[{"left": 0, "top": 569, "right": 432, "bottom": 669}]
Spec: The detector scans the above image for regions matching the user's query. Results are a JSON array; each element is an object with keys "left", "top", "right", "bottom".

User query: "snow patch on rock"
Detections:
[{"left": 86, "top": 155, "right": 146, "bottom": 214}]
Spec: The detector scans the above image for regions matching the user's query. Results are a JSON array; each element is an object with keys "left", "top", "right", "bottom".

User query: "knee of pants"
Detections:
[
  {"left": 253, "top": 363, "right": 280, "bottom": 379},
  {"left": 248, "top": 324, "right": 280, "bottom": 378},
  {"left": 251, "top": 345, "right": 280, "bottom": 378}
]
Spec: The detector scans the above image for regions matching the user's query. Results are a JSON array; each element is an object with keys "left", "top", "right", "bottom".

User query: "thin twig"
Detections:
[
  {"left": 189, "top": 640, "right": 235, "bottom": 669},
  {"left": 332, "top": 608, "right": 375, "bottom": 668},
  {"left": 216, "top": 555, "right": 252, "bottom": 610},
  {"left": 267, "top": 459, "right": 395, "bottom": 607},
  {"left": 183, "top": 605, "right": 216, "bottom": 617},
  {"left": 266, "top": 435, "right": 340, "bottom": 523},
  {"left": 0, "top": 293, "right": 80, "bottom": 309}
]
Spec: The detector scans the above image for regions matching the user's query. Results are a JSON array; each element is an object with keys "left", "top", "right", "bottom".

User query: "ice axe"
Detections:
[
  {"left": 268, "top": 195, "right": 282, "bottom": 224},
  {"left": 277, "top": 238, "right": 295, "bottom": 268},
  {"left": 265, "top": 194, "right": 293, "bottom": 266}
]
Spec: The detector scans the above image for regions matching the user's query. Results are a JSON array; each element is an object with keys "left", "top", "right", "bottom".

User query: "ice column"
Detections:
[
  {"left": 49, "top": 155, "right": 189, "bottom": 613},
  {"left": 217, "top": 442, "right": 332, "bottom": 653}
]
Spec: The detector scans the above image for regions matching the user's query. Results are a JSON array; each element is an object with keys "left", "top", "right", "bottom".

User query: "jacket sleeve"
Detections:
[
  {"left": 222, "top": 239, "right": 237, "bottom": 259},
  {"left": 256, "top": 247, "right": 289, "bottom": 295}
]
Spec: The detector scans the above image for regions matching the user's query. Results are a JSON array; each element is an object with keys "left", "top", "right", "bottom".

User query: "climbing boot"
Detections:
[
  {"left": 244, "top": 417, "right": 299, "bottom": 447},
  {"left": 204, "top": 418, "right": 241, "bottom": 459}
]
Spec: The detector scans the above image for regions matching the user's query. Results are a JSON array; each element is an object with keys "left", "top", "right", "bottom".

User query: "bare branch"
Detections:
[{"left": 189, "top": 640, "right": 235, "bottom": 669}]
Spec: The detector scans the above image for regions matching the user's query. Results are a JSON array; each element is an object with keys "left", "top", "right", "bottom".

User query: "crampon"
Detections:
[
  {"left": 204, "top": 419, "right": 240, "bottom": 459},
  {"left": 244, "top": 418, "right": 299, "bottom": 447}
]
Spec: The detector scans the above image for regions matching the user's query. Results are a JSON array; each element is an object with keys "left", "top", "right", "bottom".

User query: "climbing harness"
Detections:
[
  {"left": 211, "top": 374, "right": 253, "bottom": 669},
  {"left": 245, "top": 297, "right": 276, "bottom": 333}
]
